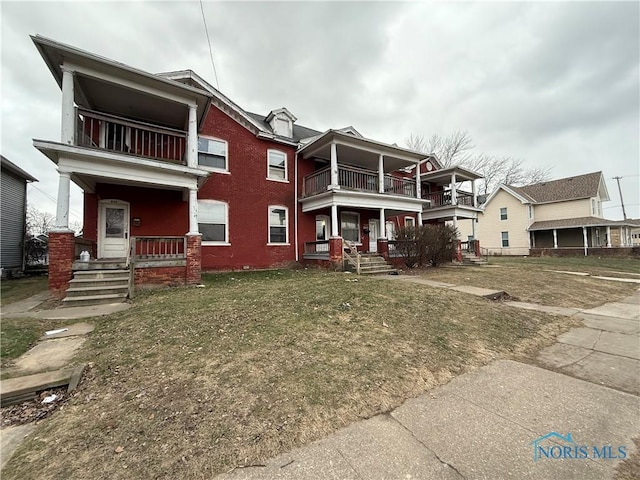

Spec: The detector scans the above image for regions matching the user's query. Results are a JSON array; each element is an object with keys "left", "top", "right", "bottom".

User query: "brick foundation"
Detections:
[
  {"left": 186, "top": 234, "right": 202, "bottom": 284},
  {"left": 48, "top": 230, "right": 75, "bottom": 298},
  {"left": 530, "top": 247, "right": 640, "bottom": 257},
  {"left": 134, "top": 266, "right": 187, "bottom": 286}
]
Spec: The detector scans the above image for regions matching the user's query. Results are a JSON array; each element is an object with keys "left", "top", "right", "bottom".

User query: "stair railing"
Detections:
[
  {"left": 127, "top": 236, "right": 135, "bottom": 299},
  {"left": 343, "top": 240, "right": 361, "bottom": 274}
]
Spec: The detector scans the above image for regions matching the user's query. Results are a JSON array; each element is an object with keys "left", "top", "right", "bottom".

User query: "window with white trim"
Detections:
[
  {"left": 268, "top": 206, "right": 288, "bottom": 244},
  {"left": 528, "top": 205, "right": 533, "bottom": 219},
  {"left": 500, "top": 207, "right": 508, "bottom": 221},
  {"left": 267, "top": 150, "right": 287, "bottom": 181},
  {"left": 198, "top": 137, "right": 228, "bottom": 171},
  {"left": 501, "top": 231, "right": 509, "bottom": 248},
  {"left": 198, "top": 200, "right": 228, "bottom": 243},
  {"left": 341, "top": 212, "right": 360, "bottom": 243},
  {"left": 405, "top": 216, "right": 416, "bottom": 228}
]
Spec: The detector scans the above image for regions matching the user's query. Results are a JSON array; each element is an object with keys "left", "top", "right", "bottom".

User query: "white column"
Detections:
[
  {"left": 606, "top": 226, "right": 611, "bottom": 247},
  {"left": 188, "top": 188, "right": 199, "bottom": 235},
  {"left": 54, "top": 171, "right": 71, "bottom": 230},
  {"left": 451, "top": 173, "right": 457, "bottom": 205},
  {"left": 472, "top": 180, "right": 477, "bottom": 207},
  {"left": 61, "top": 66, "right": 75, "bottom": 145},
  {"left": 452, "top": 215, "right": 458, "bottom": 234},
  {"left": 379, "top": 208, "right": 386, "bottom": 238},
  {"left": 553, "top": 229, "right": 558, "bottom": 248},
  {"left": 530, "top": 231, "right": 535, "bottom": 248},
  {"left": 583, "top": 226, "right": 588, "bottom": 256},
  {"left": 415, "top": 163, "right": 421, "bottom": 198},
  {"left": 417, "top": 211, "right": 423, "bottom": 225},
  {"left": 329, "top": 142, "right": 339, "bottom": 189},
  {"left": 330, "top": 204, "right": 339, "bottom": 237},
  {"left": 187, "top": 104, "right": 198, "bottom": 168},
  {"left": 378, "top": 154, "right": 384, "bottom": 193}
]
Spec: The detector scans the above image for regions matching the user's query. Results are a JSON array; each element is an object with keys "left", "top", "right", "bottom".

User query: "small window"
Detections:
[
  {"left": 198, "top": 137, "right": 227, "bottom": 171},
  {"left": 267, "top": 150, "right": 287, "bottom": 181},
  {"left": 341, "top": 212, "right": 360, "bottom": 243},
  {"left": 500, "top": 207, "right": 508, "bottom": 221},
  {"left": 528, "top": 205, "right": 533, "bottom": 219},
  {"left": 198, "top": 200, "right": 228, "bottom": 243},
  {"left": 268, "top": 206, "right": 288, "bottom": 244},
  {"left": 405, "top": 216, "right": 416, "bottom": 228},
  {"left": 501, "top": 231, "right": 509, "bottom": 248}
]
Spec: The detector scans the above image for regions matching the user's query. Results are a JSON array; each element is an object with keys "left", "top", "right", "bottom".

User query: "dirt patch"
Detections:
[{"left": 615, "top": 436, "right": 640, "bottom": 480}]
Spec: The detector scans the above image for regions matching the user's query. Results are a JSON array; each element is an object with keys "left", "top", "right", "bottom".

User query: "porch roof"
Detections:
[
  {"left": 31, "top": 35, "right": 212, "bottom": 130},
  {"left": 297, "top": 130, "right": 427, "bottom": 172},
  {"left": 420, "top": 166, "right": 483, "bottom": 185},
  {"left": 528, "top": 216, "right": 635, "bottom": 231}
]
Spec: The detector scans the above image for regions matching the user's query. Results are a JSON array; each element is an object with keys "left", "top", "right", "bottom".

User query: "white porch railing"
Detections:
[
  {"left": 77, "top": 108, "right": 188, "bottom": 164},
  {"left": 303, "top": 165, "right": 417, "bottom": 198}
]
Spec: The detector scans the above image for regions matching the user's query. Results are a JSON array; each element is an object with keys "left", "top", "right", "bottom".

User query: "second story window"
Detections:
[
  {"left": 500, "top": 207, "right": 508, "bottom": 221},
  {"left": 267, "top": 150, "right": 287, "bottom": 181},
  {"left": 198, "top": 137, "right": 228, "bottom": 171}
]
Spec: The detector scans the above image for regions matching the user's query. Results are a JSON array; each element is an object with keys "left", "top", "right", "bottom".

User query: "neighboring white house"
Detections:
[{"left": 457, "top": 171, "right": 636, "bottom": 255}]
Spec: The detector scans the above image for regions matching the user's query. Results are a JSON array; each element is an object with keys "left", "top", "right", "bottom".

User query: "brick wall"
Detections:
[
  {"left": 48, "top": 231, "right": 75, "bottom": 298},
  {"left": 134, "top": 266, "right": 186, "bottom": 285},
  {"left": 186, "top": 234, "right": 201, "bottom": 284}
]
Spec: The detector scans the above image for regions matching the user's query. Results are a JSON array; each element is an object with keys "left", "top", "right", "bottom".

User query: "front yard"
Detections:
[
  {"left": 422, "top": 256, "right": 639, "bottom": 308},
  {"left": 2, "top": 268, "right": 578, "bottom": 479}
]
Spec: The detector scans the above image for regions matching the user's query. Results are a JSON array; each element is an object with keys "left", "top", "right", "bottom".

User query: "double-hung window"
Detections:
[
  {"left": 198, "top": 200, "right": 228, "bottom": 244},
  {"left": 268, "top": 206, "right": 288, "bottom": 244},
  {"left": 267, "top": 150, "right": 287, "bottom": 181},
  {"left": 501, "top": 231, "right": 509, "bottom": 248},
  {"left": 500, "top": 207, "right": 508, "bottom": 221},
  {"left": 198, "top": 137, "right": 228, "bottom": 171}
]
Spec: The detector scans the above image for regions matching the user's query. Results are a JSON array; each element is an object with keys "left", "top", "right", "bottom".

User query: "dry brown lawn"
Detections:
[
  {"left": 2, "top": 269, "right": 580, "bottom": 479},
  {"left": 420, "top": 257, "right": 639, "bottom": 309}
]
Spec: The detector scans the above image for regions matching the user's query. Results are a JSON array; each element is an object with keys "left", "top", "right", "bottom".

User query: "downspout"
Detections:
[{"left": 294, "top": 152, "right": 299, "bottom": 262}]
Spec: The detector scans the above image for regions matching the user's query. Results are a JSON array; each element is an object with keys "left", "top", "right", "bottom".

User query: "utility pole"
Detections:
[{"left": 612, "top": 176, "right": 627, "bottom": 220}]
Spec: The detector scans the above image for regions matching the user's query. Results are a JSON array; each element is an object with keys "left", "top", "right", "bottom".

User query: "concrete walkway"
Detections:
[
  {"left": 537, "top": 291, "right": 640, "bottom": 395},
  {"left": 215, "top": 289, "right": 639, "bottom": 480}
]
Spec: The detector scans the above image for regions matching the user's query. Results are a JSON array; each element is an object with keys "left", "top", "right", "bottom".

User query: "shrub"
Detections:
[{"left": 394, "top": 224, "right": 458, "bottom": 268}]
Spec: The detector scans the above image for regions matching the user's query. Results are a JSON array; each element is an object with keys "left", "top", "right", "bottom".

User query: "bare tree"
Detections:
[
  {"left": 405, "top": 131, "right": 552, "bottom": 195},
  {"left": 27, "top": 207, "right": 55, "bottom": 236}
]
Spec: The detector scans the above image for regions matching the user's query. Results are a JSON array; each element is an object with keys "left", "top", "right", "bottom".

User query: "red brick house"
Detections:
[{"left": 31, "top": 36, "right": 482, "bottom": 301}]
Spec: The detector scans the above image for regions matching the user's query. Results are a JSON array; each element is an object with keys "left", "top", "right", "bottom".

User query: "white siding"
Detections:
[{"left": 534, "top": 199, "right": 591, "bottom": 221}]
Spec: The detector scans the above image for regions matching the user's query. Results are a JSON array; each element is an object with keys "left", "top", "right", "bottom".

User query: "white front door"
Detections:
[
  {"left": 368, "top": 219, "right": 379, "bottom": 252},
  {"left": 98, "top": 200, "right": 129, "bottom": 258}
]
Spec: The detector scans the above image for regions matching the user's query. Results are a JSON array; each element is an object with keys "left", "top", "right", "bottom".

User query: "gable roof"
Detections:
[
  {"left": 483, "top": 184, "right": 534, "bottom": 207},
  {"left": 246, "top": 112, "right": 322, "bottom": 142},
  {"left": 1, "top": 155, "right": 38, "bottom": 182},
  {"left": 510, "top": 172, "right": 607, "bottom": 204}
]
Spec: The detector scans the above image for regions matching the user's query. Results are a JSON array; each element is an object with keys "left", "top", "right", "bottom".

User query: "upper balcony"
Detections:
[
  {"left": 77, "top": 108, "right": 187, "bottom": 165},
  {"left": 420, "top": 166, "right": 484, "bottom": 221},
  {"left": 303, "top": 165, "right": 417, "bottom": 198}
]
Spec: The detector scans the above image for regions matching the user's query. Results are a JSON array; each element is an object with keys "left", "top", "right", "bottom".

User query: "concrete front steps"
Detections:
[
  {"left": 62, "top": 270, "right": 129, "bottom": 307},
  {"left": 358, "top": 254, "right": 397, "bottom": 275},
  {"left": 460, "top": 252, "right": 488, "bottom": 266}
]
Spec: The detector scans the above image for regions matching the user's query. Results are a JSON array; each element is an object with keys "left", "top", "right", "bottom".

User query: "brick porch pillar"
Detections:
[
  {"left": 377, "top": 238, "right": 389, "bottom": 260},
  {"left": 48, "top": 231, "right": 75, "bottom": 298},
  {"left": 329, "top": 236, "right": 343, "bottom": 269},
  {"left": 474, "top": 239, "right": 481, "bottom": 257},
  {"left": 185, "top": 234, "right": 202, "bottom": 284}
]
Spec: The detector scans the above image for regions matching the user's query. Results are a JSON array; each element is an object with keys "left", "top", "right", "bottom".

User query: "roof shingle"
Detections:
[{"left": 510, "top": 172, "right": 603, "bottom": 203}]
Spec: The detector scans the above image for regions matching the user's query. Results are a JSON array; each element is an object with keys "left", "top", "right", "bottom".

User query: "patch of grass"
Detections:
[
  {"left": 1, "top": 276, "right": 47, "bottom": 306},
  {"left": 0, "top": 317, "right": 77, "bottom": 370},
  {"left": 2, "top": 269, "right": 577, "bottom": 479},
  {"left": 421, "top": 257, "right": 638, "bottom": 309},
  {"left": 491, "top": 255, "right": 640, "bottom": 275}
]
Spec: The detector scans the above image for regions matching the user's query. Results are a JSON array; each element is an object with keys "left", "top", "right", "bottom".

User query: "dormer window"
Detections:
[{"left": 265, "top": 108, "right": 297, "bottom": 138}]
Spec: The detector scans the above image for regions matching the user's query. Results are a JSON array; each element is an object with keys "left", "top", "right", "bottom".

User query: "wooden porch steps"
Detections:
[{"left": 62, "top": 269, "right": 130, "bottom": 307}]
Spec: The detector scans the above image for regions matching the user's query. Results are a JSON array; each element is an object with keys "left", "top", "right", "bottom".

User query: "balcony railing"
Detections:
[
  {"left": 76, "top": 108, "right": 187, "bottom": 164},
  {"left": 304, "top": 240, "right": 330, "bottom": 257},
  {"left": 425, "top": 190, "right": 475, "bottom": 208},
  {"left": 303, "top": 165, "right": 417, "bottom": 198}
]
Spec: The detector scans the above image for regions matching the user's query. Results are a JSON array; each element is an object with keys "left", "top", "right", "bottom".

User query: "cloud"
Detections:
[{"left": 0, "top": 1, "right": 638, "bottom": 220}]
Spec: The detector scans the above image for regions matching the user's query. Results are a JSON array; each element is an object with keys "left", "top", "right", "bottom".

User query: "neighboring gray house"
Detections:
[{"left": 1, "top": 155, "right": 38, "bottom": 276}]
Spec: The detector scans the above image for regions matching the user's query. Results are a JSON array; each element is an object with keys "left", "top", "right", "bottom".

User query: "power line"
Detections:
[
  {"left": 199, "top": 0, "right": 220, "bottom": 90},
  {"left": 604, "top": 203, "right": 640, "bottom": 209}
]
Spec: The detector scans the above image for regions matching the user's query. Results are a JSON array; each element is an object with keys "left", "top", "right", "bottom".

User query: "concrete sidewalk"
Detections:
[
  {"left": 217, "top": 360, "right": 639, "bottom": 480},
  {"left": 537, "top": 291, "right": 640, "bottom": 395}
]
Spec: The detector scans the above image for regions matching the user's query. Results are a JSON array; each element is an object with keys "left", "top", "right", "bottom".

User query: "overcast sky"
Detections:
[{"left": 1, "top": 1, "right": 638, "bottom": 223}]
